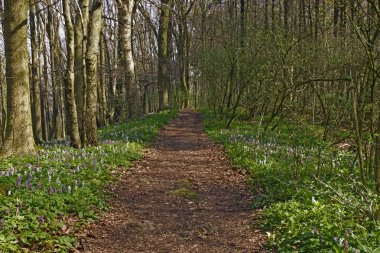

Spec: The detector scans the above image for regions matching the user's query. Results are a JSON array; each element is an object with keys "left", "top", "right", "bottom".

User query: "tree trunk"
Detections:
[
  {"left": 85, "top": 0, "right": 102, "bottom": 146},
  {"left": 0, "top": 60, "right": 5, "bottom": 144},
  {"left": 0, "top": 0, "right": 5, "bottom": 144},
  {"left": 117, "top": 0, "right": 141, "bottom": 119},
  {"left": 74, "top": 0, "right": 90, "bottom": 144},
  {"left": 29, "top": 0, "right": 43, "bottom": 144},
  {"left": 1, "top": 0, "right": 36, "bottom": 156},
  {"left": 158, "top": 0, "right": 172, "bottom": 111},
  {"left": 265, "top": 0, "right": 268, "bottom": 30},
  {"left": 375, "top": 100, "right": 380, "bottom": 193},
  {"left": 284, "top": 0, "right": 289, "bottom": 33},
  {"left": 63, "top": 0, "right": 82, "bottom": 148},
  {"left": 114, "top": 15, "right": 125, "bottom": 120},
  {"left": 47, "top": 1, "right": 63, "bottom": 140},
  {"left": 98, "top": 32, "right": 108, "bottom": 127}
]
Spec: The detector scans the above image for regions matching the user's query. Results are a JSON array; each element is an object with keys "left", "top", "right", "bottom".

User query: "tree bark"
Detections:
[
  {"left": 98, "top": 31, "right": 108, "bottom": 127},
  {"left": 47, "top": 1, "right": 63, "bottom": 140},
  {"left": 85, "top": 0, "right": 103, "bottom": 146},
  {"left": 375, "top": 101, "right": 380, "bottom": 193},
  {"left": 74, "top": 0, "right": 90, "bottom": 144},
  {"left": 29, "top": 0, "right": 43, "bottom": 144},
  {"left": 1, "top": 0, "right": 36, "bottom": 156},
  {"left": 63, "top": 0, "right": 82, "bottom": 148},
  {"left": 117, "top": 0, "right": 141, "bottom": 119},
  {"left": 158, "top": 0, "right": 172, "bottom": 111}
]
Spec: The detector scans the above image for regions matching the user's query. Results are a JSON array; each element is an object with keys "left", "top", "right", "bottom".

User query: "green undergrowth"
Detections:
[
  {"left": 202, "top": 111, "right": 380, "bottom": 253},
  {"left": 0, "top": 110, "right": 176, "bottom": 252}
]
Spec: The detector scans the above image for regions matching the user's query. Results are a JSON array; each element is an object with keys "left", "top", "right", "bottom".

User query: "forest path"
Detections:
[{"left": 79, "top": 111, "right": 267, "bottom": 253}]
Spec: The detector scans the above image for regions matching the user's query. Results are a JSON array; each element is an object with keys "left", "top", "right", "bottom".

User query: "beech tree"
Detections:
[
  {"left": 74, "top": 0, "right": 90, "bottom": 143},
  {"left": 30, "top": 0, "right": 43, "bottom": 144},
  {"left": 158, "top": 0, "right": 172, "bottom": 110},
  {"left": 85, "top": 0, "right": 103, "bottom": 145},
  {"left": 47, "top": 0, "right": 64, "bottom": 140},
  {"left": 1, "top": 0, "right": 36, "bottom": 156},
  {"left": 63, "top": 0, "right": 82, "bottom": 148},
  {"left": 116, "top": 0, "right": 141, "bottom": 119}
]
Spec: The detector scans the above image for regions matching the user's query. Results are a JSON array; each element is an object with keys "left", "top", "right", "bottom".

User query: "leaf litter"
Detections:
[{"left": 77, "top": 111, "right": 268, "bottom": 253}]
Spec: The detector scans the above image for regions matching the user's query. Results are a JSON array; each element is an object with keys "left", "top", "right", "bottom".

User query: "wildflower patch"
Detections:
[{"left": 0, "top": 110, "right": 176, "bottom": 252}]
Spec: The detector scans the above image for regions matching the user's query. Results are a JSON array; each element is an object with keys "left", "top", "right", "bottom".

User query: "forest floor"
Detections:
[{"left": 77, "top": 111, "right": 267, "bottom": 253}]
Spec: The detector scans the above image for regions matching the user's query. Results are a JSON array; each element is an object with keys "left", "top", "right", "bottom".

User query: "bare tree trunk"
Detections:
[
  {"left": 1, "top": 0, "right": 36, "bottom": 156},
  {"left": 36, "top": 8, "right": 48, "bottom": 142},
  {"left": 114, "top": 13, "right": 125, "bottom": 120},
  {"left": 110, "top": 27, "right": 118, "bottom": 122},
  {"left": 98, "top": 31, "right": 108, "bottom": 127},
  {"left": 0, "top": 59, "right": 5, "bottom": 143},
  {"left": 117, "top": 0, "right": 141, "bottom": 119},
  {"left": 47, "top": 2, "right": 63, "bottom": 140},
  {"left": 375, "top": 101, "right": 380, "bottom": 193},
  {"left": 104, "top": 27, "right": 117, "bottom": 123},
  {"left": 158, "top": 0, "right": 172, "bottom": 110},
  {"left": 85, "top": 0, "right": 102, "bottom": 146},
  {"left": 175, "top": 0, "right": 195, "bottom": 109},
  {"left": 74, "top": 0, "right": 90, "bottom": 144},
  {"left": 265, "top": 0, "right": 269, "bottom": 30},
  {"left": 40, "top": 42, "right": 49, "bottom": 141},
  {"left": 30, "top": 0, "right": 43, "bottom": 144},
  {"left": 284, "top": 0, "right": 289, "bottom": 33},
  {"left": 63, "top": 0, "right": 82, "bottom": 148},
  {"left": 0, "top": 0, "right": 4, "bottom": 144}
]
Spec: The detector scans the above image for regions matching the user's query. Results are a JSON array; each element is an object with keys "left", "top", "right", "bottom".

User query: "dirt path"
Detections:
[{"left": 79, "top": 112, "right": 267, "bottom": 253}]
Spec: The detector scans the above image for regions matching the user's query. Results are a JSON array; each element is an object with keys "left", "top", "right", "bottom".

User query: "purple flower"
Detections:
[
  {"left": 37, "top": 181, "right": 42, "bottom": 189},
  {"left": 24, "top": 181, "right": 29, "bottom": 190},
  {"left": 5, "top": 207, "right": 9, "bottom": 215},
  {"left": 16, "top": 175, "right": 22, "bottom": 188},
  {"left": 0, "top": 218, "right": 5, "bottom": 230},
  {"left": 344, "top": 240, "right": 349, "bottom": 251},
  {"left": 49, "top": 186, "right": 54, "bottom": 195},
  {"left": 37, "top": 215, "right": 45, "bottom": 224}
]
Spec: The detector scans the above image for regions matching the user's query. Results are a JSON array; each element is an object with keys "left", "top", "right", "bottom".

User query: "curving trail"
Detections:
[{"left": 79, "top": 111, "right": 267, "bottom": 253}]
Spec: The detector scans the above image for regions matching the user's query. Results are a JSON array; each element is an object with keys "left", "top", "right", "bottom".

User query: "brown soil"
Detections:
[{"left": 78, "top": 111, "right": 268, "bottom": 253}]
